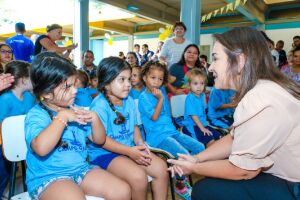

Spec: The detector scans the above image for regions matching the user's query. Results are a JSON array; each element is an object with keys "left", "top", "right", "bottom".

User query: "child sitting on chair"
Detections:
[
  {"left": 88, "top": 57, "right": 169, "bottom": 200},
  {"left": 129, "top": 65, "right": 145, "bottom": 100},
  {"left": 182, "top": 69, "right": 221, "bottom": 147},
  {"left": 0, "top": 60, "right": 35, "bottom": 199},
  {"left": 207, "top": 87, "right": 235, "bottom": 129},
  {"left": 74, "top": 69, "right": 98, "bottom": 108},
  {"left": 138, "top": 61, "right": 205, "bottom": 200}
]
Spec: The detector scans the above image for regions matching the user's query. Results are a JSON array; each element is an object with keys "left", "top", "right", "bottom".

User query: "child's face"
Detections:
[
  {"left": 189, "top": 75, "right": 205, "bottom": 96},
  {"left": 106, "top": 69, "right": 131, "bottom": 100},
  {"left": 75, "top": 78, "right": 84, "bottom": 88},
  {"left": 131, "top": 67, "right": 142, "bottom": 87},
  {"left": 44, "top": 75, "right": 77, "bottom": 108},
  {"left": 126, "top": 54, "right": 137, "bottom": 66},
  {"left": 90, "top": 77, "right": 98, "bottom": 88},
  {"left": 0, "top": 45, "right": 13, "bottom": 64},
  {"left": 143, "top": 68, "right": 164, "bottom": 91}
]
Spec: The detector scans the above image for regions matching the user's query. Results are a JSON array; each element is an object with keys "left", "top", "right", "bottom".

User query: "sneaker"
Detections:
[
  {"left": 183, "top": 177, "right": 192, "bottom": 191},
  {"left": 174, "top": 180, "right": 191, "bottom": 200}
]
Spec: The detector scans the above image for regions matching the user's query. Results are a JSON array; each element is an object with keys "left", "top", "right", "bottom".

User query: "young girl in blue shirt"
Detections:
[
  {"left": 207, "top": 87, "right": 235, "bottom": 129},
  {"left": 138, "top": 61, "right": 205, "bottom": 200},
  {"left": 0, "top": 61, "right": 35, "bottom": 122},
  {"left": 129, "top": 66, "right": 145, "bottom": 100},
  {"left": 25, "top": 52, "right": 130, "bottom": 200},
  {"left": 88, "top": 57, "right": 169, "bottom": 200},
  {"left": 0, "top": 60, "right": 35, "bottom": 199},
  {"left": 74, "top": 69, "right": 98, "bottom": 108},
  {"left": 183, "top": 69, "right": 221, "bottom": 147}
]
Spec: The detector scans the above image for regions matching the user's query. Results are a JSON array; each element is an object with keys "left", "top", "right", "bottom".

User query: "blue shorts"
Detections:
[
  {"left": 91, "top": 153, "right": 121, "bottom": 170},
  {"left": 29, "top": 165, "right": 95, "bottom": 200},
  {"left": 183, "top": 126, "right": 221, "bottom": 146}
]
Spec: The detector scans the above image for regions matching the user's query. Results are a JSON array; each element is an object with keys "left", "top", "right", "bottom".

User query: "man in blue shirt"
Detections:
[
  {"left": 141, "top": 44, "right": 154, "bottom": 66},
  {"left": 6, "top": 22, "right": 34, "bottom": 62}
]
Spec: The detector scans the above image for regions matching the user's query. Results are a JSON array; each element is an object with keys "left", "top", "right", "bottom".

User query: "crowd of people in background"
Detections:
[{"left": 0, "top": 20, "right": 299, "bottom": 200}]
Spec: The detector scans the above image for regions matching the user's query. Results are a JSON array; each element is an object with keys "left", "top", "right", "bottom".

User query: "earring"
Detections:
[{"left": 40, "top": 96, "right": 44, "bottom": 101}]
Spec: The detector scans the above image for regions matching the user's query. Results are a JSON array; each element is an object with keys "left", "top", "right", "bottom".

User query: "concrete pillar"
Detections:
[
  {"left": 128, "top": 35, "right": 134, "bottom": 52},
  {"left": 180, "top": 0, "right": 201, "bottom": 45},
  {"left": 73, "top": 0, "right": 89, "bottom": 68}
]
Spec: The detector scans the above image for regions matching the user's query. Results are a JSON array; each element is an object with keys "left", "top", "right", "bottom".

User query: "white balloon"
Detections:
[
  {"left": 65, "top": 36, "right": 69, "bottom": 42},
  {"left": 159, "top": 27, "right": 165, "bottom": 33},
  {"left": 104, "top": 33, "right": 111, "bottom": 39}
]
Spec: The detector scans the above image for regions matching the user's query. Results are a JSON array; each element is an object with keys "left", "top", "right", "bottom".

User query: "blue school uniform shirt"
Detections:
[
  {"left": 6, "top": 34, "right": 34, "bottom": 62},
  {"left": 138, "top": 86, "right": 177, "bottom": 147},
  {"left": 88, "top": 94, "right": 136, "bottom": 161},
  {"left": 129, "top": 86, "right": 145, "bottom": 100},
  {"left": 184, "top": 92, "right": 208, "bottom": 135},
  {"left": 0, "top": 91, "right": 36, "bottom": 122},
  {"left": 207, "top": 87, "right": 235, "bottom": 119},
  {"left": 74, "top": 88, "right": 98, "bottom": 107},
  {"left": 25, "top": 104, "right": 92, "bottom": 194}
]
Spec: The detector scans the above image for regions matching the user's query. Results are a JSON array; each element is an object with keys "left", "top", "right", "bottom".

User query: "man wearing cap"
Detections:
[
  {"left": 6, "top": 22, "right": 34, "bottom": 62},
  {"left": 34, "top": 24, "right": 77, "bottom": 59}
]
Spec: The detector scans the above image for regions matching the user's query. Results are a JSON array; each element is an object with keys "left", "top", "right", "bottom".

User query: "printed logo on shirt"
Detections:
[
  {"left": 57, "top": 129, "right": 86, "bottom": 152},
  {"left": 57, "top": 138, "right": 86, "bottom": 152},
  {"left": 111, "top": 112, "right": 133, "bottom": 140}
]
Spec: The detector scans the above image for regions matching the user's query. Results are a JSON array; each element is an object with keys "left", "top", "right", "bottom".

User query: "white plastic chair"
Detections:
[
  {"left": 170, "top": 94, "right": 187, "bottom": 118},
  {"left": 1, "top": 115, "right": 104, "bottom": 200}
]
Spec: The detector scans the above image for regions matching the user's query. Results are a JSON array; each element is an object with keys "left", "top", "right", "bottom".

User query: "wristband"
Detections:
[{"left": 53, "top": 116, "right": 68, "bottom": 127}]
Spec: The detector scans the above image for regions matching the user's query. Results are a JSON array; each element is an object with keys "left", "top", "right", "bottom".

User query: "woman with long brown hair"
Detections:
[{"left": 168, "top": 27, "right": 300, "bottom": 200}]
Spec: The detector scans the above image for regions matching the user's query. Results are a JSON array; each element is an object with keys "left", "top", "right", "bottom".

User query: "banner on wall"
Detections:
[{"left": 201, "top": 0, "right": 247, "bottom": 23}]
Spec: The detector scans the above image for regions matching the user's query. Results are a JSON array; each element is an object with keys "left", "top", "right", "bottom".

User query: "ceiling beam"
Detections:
[
  {"left": 224, "top": 0, "right": 266, "bottom": 24},
  {"left": 89, "top": 20, "right": 134, "bottom": 35},
  {"left": 135, "top": 23, "right": 166, "bottom": 33},
  {"left": 98, "top": 0, "right": 178, "bottom": 25}
]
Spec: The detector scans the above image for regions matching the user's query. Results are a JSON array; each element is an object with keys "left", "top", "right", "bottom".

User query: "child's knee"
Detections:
[
  {"left": 129, "top": 168, "right": 148, "bottom": 189},
  {"left": 113, "top": 181, "right": 131, "bottom": 200}
]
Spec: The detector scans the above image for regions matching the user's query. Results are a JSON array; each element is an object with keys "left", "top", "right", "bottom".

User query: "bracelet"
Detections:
[
  {"left": 194, "top": 156, "right": 201, "bottom": 163},
  {"left": 53, "top": 116, "right": 68, "bottom": 127}
]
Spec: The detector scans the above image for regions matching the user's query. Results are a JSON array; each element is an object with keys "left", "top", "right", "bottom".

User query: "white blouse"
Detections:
[{"left": 229, "top": 80, "right": 300, "bottom": 182}]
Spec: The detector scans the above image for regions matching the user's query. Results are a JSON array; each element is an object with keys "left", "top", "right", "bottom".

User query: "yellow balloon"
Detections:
[
  {"left": 108, "top": 38, "right": 113, "bottom": 45},
  {"left": 165, "top": 28, "right": 172, "bottom": 36},
  {"left": 159, "top": 34, "right": 166, "bottom": 41},
  {"left": 64, "top": 40, "right": 73, "bottom": 47}
]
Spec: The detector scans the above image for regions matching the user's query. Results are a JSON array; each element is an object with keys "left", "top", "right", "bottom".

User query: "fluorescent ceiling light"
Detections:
[{"left": 0, "top": 0, "right": 135, "bottom": 34}]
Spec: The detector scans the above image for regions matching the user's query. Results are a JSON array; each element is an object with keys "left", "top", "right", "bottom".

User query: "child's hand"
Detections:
[
  {"left": 129, "top": 146, "right": 152, "bottom": 166},
  {"left": 0, "top": 73, "right": 14, "bottom": 91},
  {"left": 151, "top": 88, "right": 163, "bottom": 100},
  {"left": 200, "top": 127, "right": 212, "bottom": 136},
  {"left": 71, "top": 106, "right": 99, "bottom": 124},
  {"left": 71, "top": 106, "right": 101, "bottom": 125},
  {"left": 57, "top": 107, "right": 91, "bottom": 125}
]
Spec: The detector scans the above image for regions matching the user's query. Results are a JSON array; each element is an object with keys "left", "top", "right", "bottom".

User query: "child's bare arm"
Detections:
[
  {"left": 151, "top": 88, "right": 164, "bottom": 121},
  {"left": 133, "top": 125, "right": 144, "bottom": 146},
  {"left": 219, "top": 103, "right": 236, "bottom": 110},
  {"left": 191, "top": 115, "right": 212, "bottom": 136},
  {"left": 31, "top": 111, "right": 70, "bottom": 156},
  {"left": 88, "top": 111, "right": 106, "bottom": 145}
]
